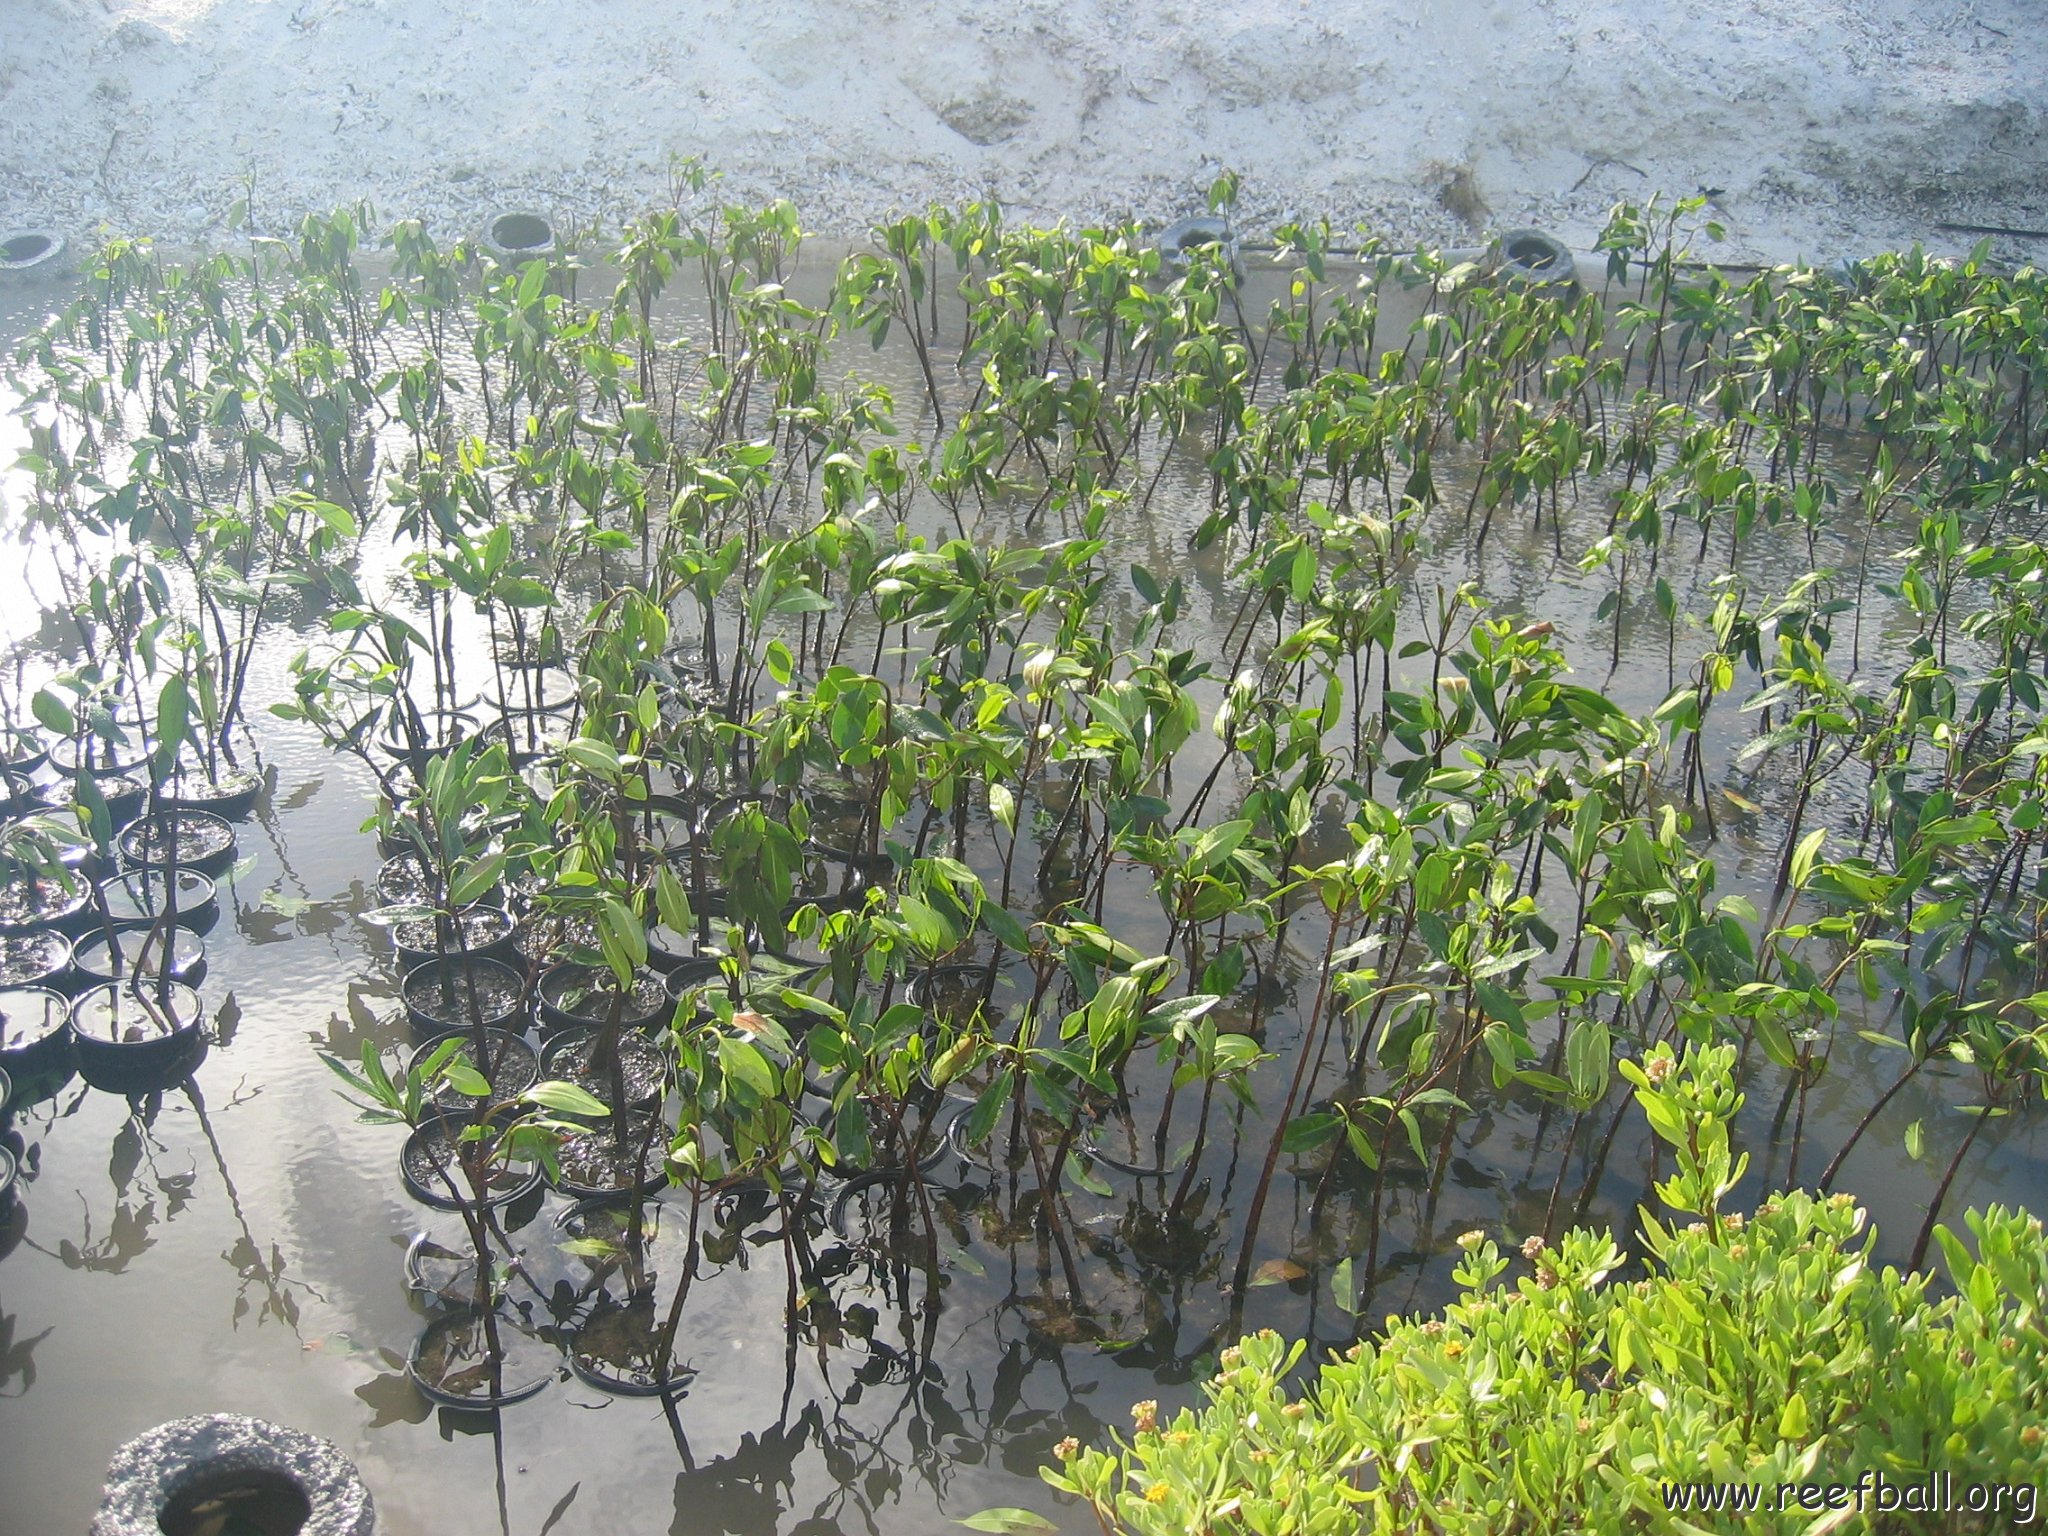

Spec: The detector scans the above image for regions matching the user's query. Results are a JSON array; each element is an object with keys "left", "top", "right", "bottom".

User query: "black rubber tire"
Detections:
[
  {"left": 0, "top": 230, "right": 65, "bottom": 274},
  {"left": 1491, "top": 228, "right": 1578, "bottom": 289}
]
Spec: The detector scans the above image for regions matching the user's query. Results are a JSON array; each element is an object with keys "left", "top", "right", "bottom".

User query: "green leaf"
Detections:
[
  {"left": 987, "top": 781, "right": 1016, "bottom": 834},
  {"left": 442, "top": 1059, "right": 491, "bottom": 1098},
  {"left": 523, "top": 1080, "right": 611, "bottom": 1117},
  {"left": 31, "top": 689, "right": 74, "bottom": 737},
  {"left": 958, "top": 1512, "right": 1057, "bottom": 1534}
]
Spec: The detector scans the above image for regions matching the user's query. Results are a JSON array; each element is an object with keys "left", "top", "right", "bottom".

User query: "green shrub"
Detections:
[{"left": 1033, "top": 1045, "right": 2048, "bottom": 1533}]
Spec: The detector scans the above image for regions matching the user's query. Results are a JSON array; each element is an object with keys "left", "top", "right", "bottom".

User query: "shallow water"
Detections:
[{"left": 0, "top": 246, "right": 2035, "bottom": 1536}]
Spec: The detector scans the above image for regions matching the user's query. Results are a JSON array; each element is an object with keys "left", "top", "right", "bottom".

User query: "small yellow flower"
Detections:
[
  {"left": 1132, "top": 1399, "right": 1159, "bottom": 1433},
  {"left": 2021, "top": 1425, "right": 2043, "bottom": 1449},
  {"left": 1443, "top": 1340, "right": 1465, "bottom": 1359},
  {"left": 1219, "top": 1346, "right": 1242, "bottom": 1370},
  {"left": 1455, "top": 1229, "right": 1486, "bottom": 1252},
  {"left": 1145, "top": 1482, "right": 1170, "bottom": 1505}
]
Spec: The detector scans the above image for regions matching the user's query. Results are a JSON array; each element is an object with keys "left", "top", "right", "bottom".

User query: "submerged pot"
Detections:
[
  {"left": 0, "top": 987, "right": 73, "bottom": 1079},
  {"left": 69, "top": 927, "right": 208, "bottom": 989},
  {"left": 115, "top": 810, "right": 237, "bottom": 875},
  {"left": 407, "top": 1304, "right": 555, "bottom": 1408},
  {"left": 402, "top": 955, "right": 527, "bottom": 1038},
  {"left": 93, "top": 870, "right": 219, "bottom": 933},
  {"left": 70, "top": 979, "right": 206, "bottom": 1094},
  {"left": 567, "top": 1293, "right": 694, "bottom": 1397},
  {"left": 535, "top": 963, "right": 670, "bottom": 1036}
]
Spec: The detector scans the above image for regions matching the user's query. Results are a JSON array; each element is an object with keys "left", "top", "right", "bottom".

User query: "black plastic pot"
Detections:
[
  {"left": 70, "top": 980, "right": 206, "bottom": 1095},
  {"left": 391, "top": 906, "right": 518, "bottom": 970},
  {"left": 0, "top": 931, "right": 70, "bottom": 991},
  {"left": 399, "top": 1111, "right": 544, "bottom": 1211},
  {"left": 375, "top": 851, "right": 434, "bottom": 908},
  {"left": 116, "top": 810, "right": 237, "bottom": 875},
  {"left": 376, "top": 703, "right": 480, "bottom": 769},
  {"left": 511, "top": 912, "right": 600, "bottom": 968},
  {"left": 409, "top": 1028, "right": 540, "bottom": 1110},
  {"left": 47, "top": 732, "right": 148, "bottom": 778},
  {"left": 34, "top": 772, "right": 146, "bottom": 826},
  {"left": 538, "top": 1026, "right": 665, "bottom": 1111},
  {"left": 402, "top": 955, "right": 527, "bottom": 1038},
  {"left": 549, "top": 1112, "right": 668, "bottom": 1199},
  {"left": 566, "top": 1293, "right": 694, "bottom": 1397},
  {"left": 0, "top": 1063, "right": 11, "bottom": 1133},
  {"left": 0, "top": 1140, "right": 16, "bottom": 1223},
  {"left": 0, "top": 987, "right": 73, "bottom": 1080},
  {"left": 93, "top": 870, "right": 219, "bottom": 933},
  {"left": 162, "top": 767, "right": 263, "bottom": 822},
  {"left": 0, "top": 873, "right": 90, "bottom": 936},
  {"left": 535, "top": 964, "right": 670, "bottom": 1036},
  {"left": 407, "top": 1305, "right": 555, "bottom": 1408},
  {"left": 69, "top": 927, "right": 208, "bottom": 989}
]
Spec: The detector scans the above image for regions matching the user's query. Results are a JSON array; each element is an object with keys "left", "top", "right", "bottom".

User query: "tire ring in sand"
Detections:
[
  {"left": 0, "top": 230, "right": 65, "bottom": 274},
  {"left": 1490, "top": 228, "right": 1577, "bottom": 289},
  {"left": 1157, "top": 215, "right": 1244, "bottom": 282},
  {"left": 485, "top": 211, "right": 555, "bottom": 261}
]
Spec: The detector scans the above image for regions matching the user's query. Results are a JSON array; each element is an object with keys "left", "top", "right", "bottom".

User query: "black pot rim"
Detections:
[
  {"left": 406, "top": 1305, "right": 554, "bottom": 1407},
  {"left": 400, "top": 1114, "right": 545, "bottom": 1211}
]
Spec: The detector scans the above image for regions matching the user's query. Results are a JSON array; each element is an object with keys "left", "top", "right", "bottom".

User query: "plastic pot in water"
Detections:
[
  {"left": 401, "top": 955, "right": 527, "bottom": 1038},
  {"left": 0, "top": 873, "right": 90, "bottom": 936},
  {"left": 376, "top": 703, "right": 479, "bottom": 767},
  {"left": 115, "top": 810, "right": 237, "bottom": 875},
  {"left": 408, "top": 1304, "right": 555, "bottom": 1408},
  {"left": 70, "top": 980, "right": 206, "bottom": 1094},
  {"left": 93, "top": 871, "right": 219, "bottom": 933},
  {"left": 0, "top": 987, "right": 73, "bottom": 1079},
  {"left": 549, "top": 1113, "right": 667, "bottom": 1200},
  {"left": 391, "top": 906, "right": 517, "bottom": 969},
  {"left": 409, "top": 1028, "right": 540, "bottom": 1110},
  {"left": 538, "top": 1026, "right": 665, "bottom": 1111},
  {"left": 0, "top": 931, "right": 70, "bottom": 991},
  {"left": 69, "top": 927, "right": 207, "bottom": 989},
  {"left": 161, "top": 766, "right": 263, "bottom": 822},
  {"left": 399, "top": 1112, "right": 544, "bottom": 1211},
  {"left": 0, "top": 1062, "right": 10, "bottom": 1132},
  {"left": 0, "top": 229, "right": 65, "bottom": 273},
  {"left": 34, "top": 771, "right": 146, "bottom": 826},
  {"left": 48, "top": 731, "right": 149, "bottom": 778},
  {"left": 375, "top": 851, "right": 439, "bottom": 908},
  {"left": 567, "top": 1292, "right": 695, "bottom": 1397},
  {"left": 512, "top": 912, "right": 600, "bottom": 969},
  {"left": 535, "top": 963, "right": 669, "bottom": 1036}
]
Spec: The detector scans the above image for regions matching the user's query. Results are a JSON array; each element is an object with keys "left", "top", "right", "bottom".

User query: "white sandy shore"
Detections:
[{"left": 2, "top": 0, "right": 2044, "bottom": 264}]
